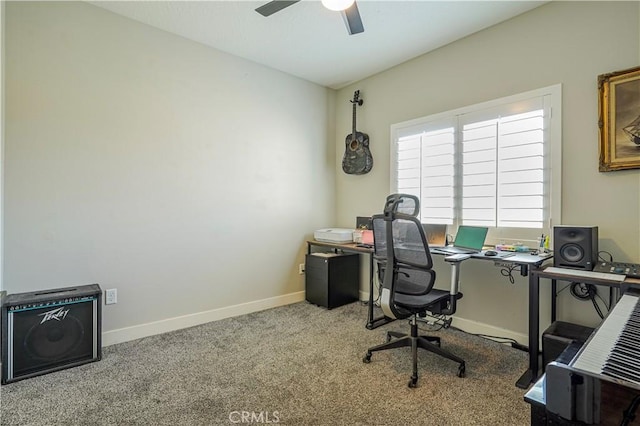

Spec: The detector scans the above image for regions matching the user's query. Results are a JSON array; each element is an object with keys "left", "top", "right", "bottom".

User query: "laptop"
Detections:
[
  {"left": 435, "top": 225, "right": 488, "bottom": 254},
  {"left": 421, "top": 223, "right": 447, "bottom": 248}
]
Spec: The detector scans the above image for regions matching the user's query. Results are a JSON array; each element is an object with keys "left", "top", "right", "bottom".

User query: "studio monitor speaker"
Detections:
[
  {"left": 1, "top": 284, "right": 102, "bottom": 384},
  {"left": 553, "top": 226, "right": 599, "bottom": 270}
]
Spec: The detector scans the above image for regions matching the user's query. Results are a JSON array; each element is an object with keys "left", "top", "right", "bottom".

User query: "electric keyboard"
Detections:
[
  {"left": 593, "top": 260, "right": 640, "bottom": 279},
  {"left": 544, "top": 290, "right": 640, "bottom": 423},
  {"left": 572, "top": 292, "right": 640, "bottom": 388}
]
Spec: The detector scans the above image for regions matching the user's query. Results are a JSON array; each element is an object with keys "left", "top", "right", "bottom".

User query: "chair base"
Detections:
[{"left": 363, "top": 316, "right": 465, "bottom": 388}]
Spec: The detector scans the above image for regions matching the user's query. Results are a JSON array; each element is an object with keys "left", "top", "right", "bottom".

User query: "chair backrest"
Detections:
[
  {"left": 384, "top": 193, "right": 419, "bottom": 217},
  {"left": 371, "top": 194, "right": 420, "bottom": 279},
  {"left": 373, "top": 193, "right": 420, "bottom": 267},
  {"left": 372, "top": 215, "right": 387, "bottom": 263},
  {"left": 391, "top": 215, "right": 433, "bottom": 270},
  {"left": 375, "top": 195, "right": 437, "bottom": 320}
]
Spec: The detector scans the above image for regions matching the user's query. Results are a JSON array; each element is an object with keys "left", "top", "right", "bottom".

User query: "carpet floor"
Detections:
[{"left": 0, "top": 301, "right": 530, "bottom": 425}]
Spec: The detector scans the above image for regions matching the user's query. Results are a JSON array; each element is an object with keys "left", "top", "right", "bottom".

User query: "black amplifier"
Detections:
[
  {"left": 1, "top": 284, "right": 102, "bottom": 384},
  {"left": 592, "top": 261, "right": 640, "bottom": 278}
]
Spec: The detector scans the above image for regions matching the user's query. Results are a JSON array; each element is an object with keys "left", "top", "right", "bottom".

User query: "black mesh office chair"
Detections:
[{"left": 363, "top": 194, "right": 467, "bottom": 388}]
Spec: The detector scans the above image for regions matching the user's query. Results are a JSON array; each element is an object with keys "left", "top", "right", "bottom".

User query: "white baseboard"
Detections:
[
  {"left": 451, "top": 316, "right": 528, "bottom": 346},
  {"left": 359, "top": 291, "right": 527, "bottom": 346},
  {"left": 102, "top": 291, "right": 306, "bottom": 347},
  {"left": 104, "top": 291, "right": 528, "bottom": 348}
]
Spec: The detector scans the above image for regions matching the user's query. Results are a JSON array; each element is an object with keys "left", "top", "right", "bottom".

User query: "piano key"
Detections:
[
  {"left": 602, "top": 365, "right": 640, "bottom": 385},
  {"left": 603, "top": 363, "right": 640, "bottom": 381},
  {"left": 572, "top": 293, "right": 639, "bottom": 376},
  {"left": 604, "top": 356, "right": 640, "bottom": 376},
  {"left": 604, "top": 357, "right": 639, "bottom": 373}
]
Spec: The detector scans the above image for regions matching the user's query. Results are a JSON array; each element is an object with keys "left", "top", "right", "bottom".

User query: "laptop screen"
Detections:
[
  {"left": 422, "top": 223, "right": 447, "bottom": 247},
  {"left": 453, "top": 225, "right": 488, "bottom": 250}
]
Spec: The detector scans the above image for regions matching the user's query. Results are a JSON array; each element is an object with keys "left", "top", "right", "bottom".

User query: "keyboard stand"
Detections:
[{"left": 516, "top": 266, "right": 640, "bottom": 390}]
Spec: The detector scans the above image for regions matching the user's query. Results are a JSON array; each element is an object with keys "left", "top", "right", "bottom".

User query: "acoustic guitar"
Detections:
[{"left": 342, "top": 90, "right": 373, "bottom": 175}]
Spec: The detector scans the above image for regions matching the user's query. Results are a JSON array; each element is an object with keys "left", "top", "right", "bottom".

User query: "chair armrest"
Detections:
[{"left": 444, "top": 253, "right": 471, "bottom": 263}]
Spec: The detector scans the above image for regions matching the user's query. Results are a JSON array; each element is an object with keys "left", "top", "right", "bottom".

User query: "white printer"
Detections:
[{"left": 313, "top": 228, "right": 354, "bottom": 244}]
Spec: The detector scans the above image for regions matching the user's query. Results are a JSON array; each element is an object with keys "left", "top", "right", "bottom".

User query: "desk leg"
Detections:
[
  {"left": 366, "top": 255, "right": 375, "bottom": 328},
  {"left": 517, "top": 270, "right": 540, "bottom": 389},
  {"left": 551, "top": 279, "right": 557, "bottom": 324},
  {"left": 365, "top": 257, "right": 393, "bottom": 330}
]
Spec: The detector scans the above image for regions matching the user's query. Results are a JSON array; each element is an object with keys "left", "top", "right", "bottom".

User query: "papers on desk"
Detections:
[{"left": 310, "top": 253, "right": 341, "bottom": 258}]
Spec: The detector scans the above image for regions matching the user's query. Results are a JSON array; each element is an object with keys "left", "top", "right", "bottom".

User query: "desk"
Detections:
[{"left": 516, "top": 267, "right": 640, "bottom": 389}]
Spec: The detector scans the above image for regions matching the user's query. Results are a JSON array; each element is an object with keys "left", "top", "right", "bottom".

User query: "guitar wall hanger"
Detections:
[{"left": 342, "top": 90, "right": 373, "bottom": 175}]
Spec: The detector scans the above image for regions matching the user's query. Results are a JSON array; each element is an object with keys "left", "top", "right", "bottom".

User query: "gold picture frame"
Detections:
[{"left": 599, "top": 65, "right": 640, "bottom": 171}]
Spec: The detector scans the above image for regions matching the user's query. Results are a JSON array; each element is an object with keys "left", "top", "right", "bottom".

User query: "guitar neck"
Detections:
[{"left": 352, "top": 101, "right": 357, "bottom": 135}]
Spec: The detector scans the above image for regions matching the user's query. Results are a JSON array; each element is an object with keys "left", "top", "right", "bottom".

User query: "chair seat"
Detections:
[{"left": 394, "top": 288, "right": 450, "bottom": 311}]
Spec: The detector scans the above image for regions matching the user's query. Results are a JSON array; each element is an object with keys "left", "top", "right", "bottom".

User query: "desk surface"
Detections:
[
  {"left": 472, "top": 251, "right": 552, "bottom": 266},
  {"left": 307, "top": 240, "right": 373, "bottom": 254},
  {"left": 307, "top": 239, "right": 552, "bottom": 266}
]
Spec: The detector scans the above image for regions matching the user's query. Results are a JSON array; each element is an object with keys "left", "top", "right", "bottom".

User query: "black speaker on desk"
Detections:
[
  {"left": 1, "top": 284, "right": 102, "bottom": 384},
  {"left": 553, "top": 226, "right": 598, "bottom": 270}
]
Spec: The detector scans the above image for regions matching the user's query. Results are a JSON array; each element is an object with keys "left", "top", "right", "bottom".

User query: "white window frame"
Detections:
[{"left": 390, "top": 84, "right": 562, "bottom": 247}]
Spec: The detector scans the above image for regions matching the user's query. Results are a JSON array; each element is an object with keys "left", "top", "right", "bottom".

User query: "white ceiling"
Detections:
[{"left": 91, "top": 0, "right": 546, "bottom": 89}]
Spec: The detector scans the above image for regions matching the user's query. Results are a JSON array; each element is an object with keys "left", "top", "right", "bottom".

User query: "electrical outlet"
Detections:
[
  {"left": 299, "top": 263, "right": 305, "bottom": 274},
  {"left": 105, "top": 288, "right": 117, "bottom": 305}
]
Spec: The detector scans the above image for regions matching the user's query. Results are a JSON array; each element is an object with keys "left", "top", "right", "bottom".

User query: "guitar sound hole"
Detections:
[{"left": 350, "top": 140, "right": 359, "bottom": 150}]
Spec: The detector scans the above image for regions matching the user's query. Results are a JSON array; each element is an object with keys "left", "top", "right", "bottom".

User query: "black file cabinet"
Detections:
[{"left": 305, "top": 253, "right": 359, "bottom": 309}]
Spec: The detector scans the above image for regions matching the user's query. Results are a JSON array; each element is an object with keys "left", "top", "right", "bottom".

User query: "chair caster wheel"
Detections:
[
  {"left": 408, "top": 377, "right": 418, "bottom": 388},
  {"left": 363, "top": 353, "right": 372, "bottom": 363},
  {"left": 457, "top": 363, "right": 466, "bottom": 378}
]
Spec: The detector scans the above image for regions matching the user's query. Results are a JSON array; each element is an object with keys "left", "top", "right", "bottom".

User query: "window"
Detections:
[{"left": 391, "top": 85, "right": 561, "bottom": 245}]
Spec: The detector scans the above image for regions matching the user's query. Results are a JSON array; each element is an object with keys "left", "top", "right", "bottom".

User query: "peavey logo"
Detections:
[{"left": 38, "top": 307, "right": 70, "bottom": 324}]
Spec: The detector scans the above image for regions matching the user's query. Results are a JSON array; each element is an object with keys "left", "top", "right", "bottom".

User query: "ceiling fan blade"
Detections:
[
  {"left": 342, "top": 1, "right": 364, "bottom": 35},
  {"left": 255, "top": 0, "right": 301, "bottom": 17}
]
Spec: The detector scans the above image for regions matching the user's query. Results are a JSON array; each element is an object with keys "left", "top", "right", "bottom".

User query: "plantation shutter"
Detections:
[
  {"left": 391, "top": 85, "right": 558, "bottom": 243},
  {"left": 395, "top": 120, "right": 455, "bottom": 225},
  {"left": 459, "top": 97, "right": 545, "bottom": 229}
]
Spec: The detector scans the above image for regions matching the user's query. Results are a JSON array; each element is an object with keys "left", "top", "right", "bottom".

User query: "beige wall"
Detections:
[
  {"left": 1, "top": 1, "right": 5, "bottom": 293},
  {"left": 4, "top": 2, "right": 334, "bottom": 342},
  {"left": 336, "top": 1, "right": 640, "bottom": 339},
  {"left": 5, "top": 1, "right": 640, "bottom": 346}
]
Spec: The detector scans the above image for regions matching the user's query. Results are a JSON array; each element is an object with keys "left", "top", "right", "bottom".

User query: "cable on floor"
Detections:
[{"left": 424, "top": 321, "right": 528, "bottom": 351}]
